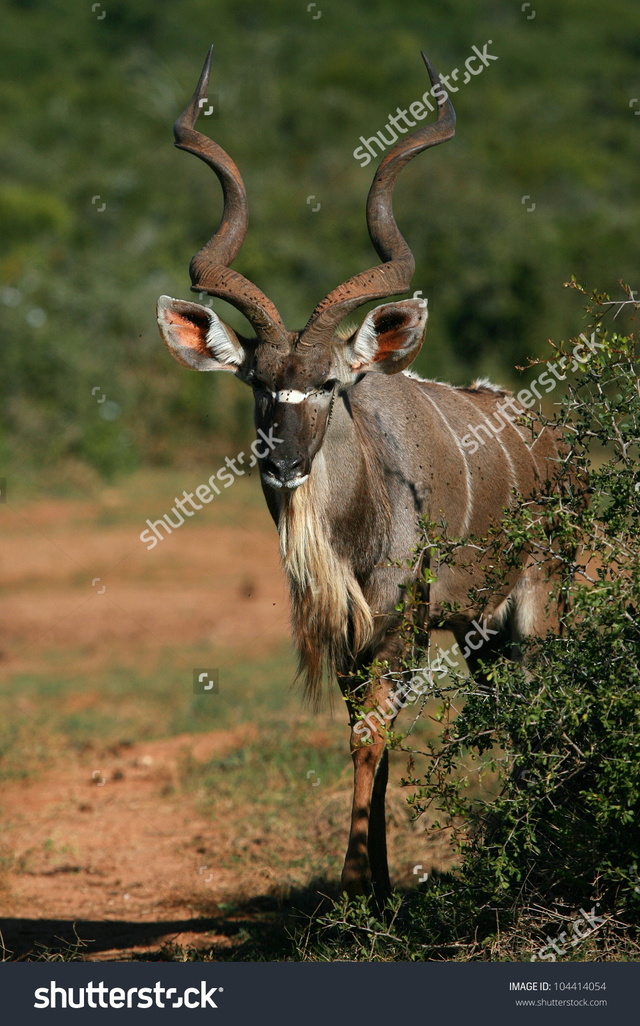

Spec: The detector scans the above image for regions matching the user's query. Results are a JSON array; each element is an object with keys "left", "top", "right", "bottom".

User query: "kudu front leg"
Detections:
[{"left": 341, "top": 676, "right": 396, "bottom": 905}]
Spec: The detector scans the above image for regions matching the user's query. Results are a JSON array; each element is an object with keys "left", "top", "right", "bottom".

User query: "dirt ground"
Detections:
[{"left": 0, "top": 477, "right": 454, "bottom": 960}]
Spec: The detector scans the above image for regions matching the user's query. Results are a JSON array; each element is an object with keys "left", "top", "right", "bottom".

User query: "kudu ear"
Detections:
[
  {"left": 157, "top": 296, "right": 245, "bottom": 372},
  {"left": 347, "top": 299, "right": 428, "bottom": 374}
]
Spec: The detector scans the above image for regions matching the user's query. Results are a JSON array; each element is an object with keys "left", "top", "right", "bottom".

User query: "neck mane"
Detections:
[{"left": 278, "top": 449, "right": 375, "bottom": 707}]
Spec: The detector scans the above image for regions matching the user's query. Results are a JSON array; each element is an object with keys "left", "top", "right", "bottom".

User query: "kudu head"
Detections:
[{"left": 157, "top": 46, "right": 455, "bottom": 490}]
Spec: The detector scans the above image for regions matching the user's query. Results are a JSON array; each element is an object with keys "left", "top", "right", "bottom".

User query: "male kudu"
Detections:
[{"left": 157, "top": 47, "right": 562, "bottom": 902}]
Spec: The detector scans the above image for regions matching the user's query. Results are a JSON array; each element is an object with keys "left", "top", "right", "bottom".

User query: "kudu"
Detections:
[{"left": 157, "top": 47, "right": 562, "bottom": 902}]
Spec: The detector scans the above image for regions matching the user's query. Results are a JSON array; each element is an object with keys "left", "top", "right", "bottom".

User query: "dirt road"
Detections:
[{"left": 0, "top": 475, "right": 453, "bottom": 960}]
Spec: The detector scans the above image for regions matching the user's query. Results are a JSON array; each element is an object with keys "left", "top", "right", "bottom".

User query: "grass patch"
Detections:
[{"left": 0, "top": 642, "right": 300, "bottom": 780}]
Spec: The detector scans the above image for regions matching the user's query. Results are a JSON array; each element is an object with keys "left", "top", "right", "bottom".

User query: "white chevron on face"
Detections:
[{"left": 268, "top": 388, "right": 312, "bottom": 404}]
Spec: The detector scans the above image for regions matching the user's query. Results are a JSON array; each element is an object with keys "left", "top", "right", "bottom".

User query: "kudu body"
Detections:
[{"left": 157, "top": 48, "right": 562, "bottom": 901}]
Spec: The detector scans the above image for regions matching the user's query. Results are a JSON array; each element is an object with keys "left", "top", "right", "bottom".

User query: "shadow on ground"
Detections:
[{"left": 1, "top": 879, "right": 344, "bottom": 961}]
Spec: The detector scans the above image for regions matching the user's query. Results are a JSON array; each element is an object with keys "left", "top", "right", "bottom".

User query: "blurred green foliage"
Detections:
[{"left": 1, "top": 0, "right": 639, "bottom": 477}]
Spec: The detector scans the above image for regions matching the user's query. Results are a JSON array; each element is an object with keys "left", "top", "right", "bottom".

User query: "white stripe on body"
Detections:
[{"left": 422, "top": 389, "right": 473, "bottom": 537}]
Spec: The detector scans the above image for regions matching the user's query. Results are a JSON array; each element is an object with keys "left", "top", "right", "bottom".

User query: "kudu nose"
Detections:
[{"left": 262, "top": 455, "right": 305, "bottom": 484}]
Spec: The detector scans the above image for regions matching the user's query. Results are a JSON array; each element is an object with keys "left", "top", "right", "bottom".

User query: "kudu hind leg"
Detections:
[
  {"left": 368, "top": 746, "right": 391, "bottom": 903},
  {"left": 454, "top": 569, "right": 560, "bottom": 690},
  {"left": 511, "top": 566, "right": 561, "bottom": 643}
]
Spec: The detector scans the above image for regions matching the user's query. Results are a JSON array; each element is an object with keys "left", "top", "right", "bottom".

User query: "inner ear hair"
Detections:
[{"left": 204, "top": 311, "right": 243, "bottom": 366}]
